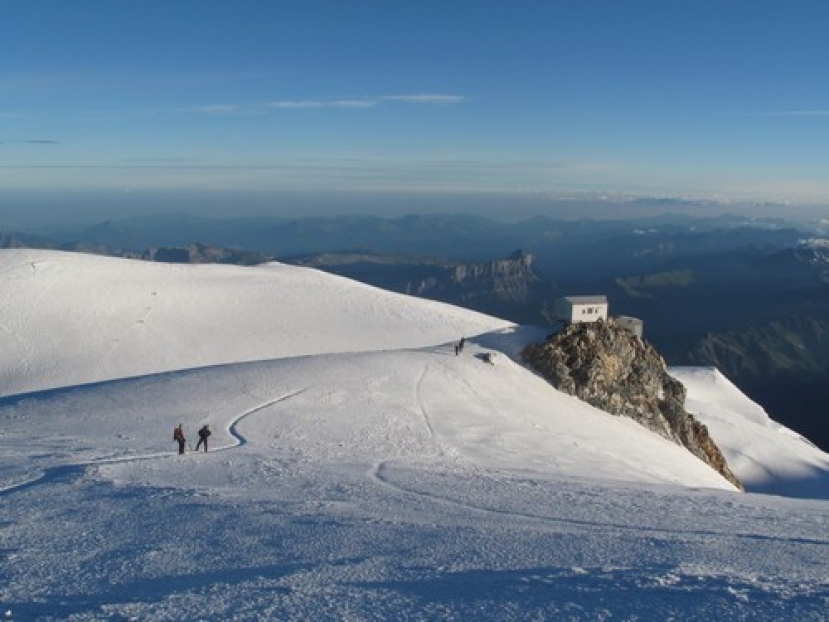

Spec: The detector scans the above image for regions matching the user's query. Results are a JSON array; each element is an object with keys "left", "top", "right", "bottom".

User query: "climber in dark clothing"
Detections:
[
  {"left": 195, "top": 424, "right": 211, "bottom": 452},
  {"left": 173, "top": 424, "right": 186, "bottom": 454}
]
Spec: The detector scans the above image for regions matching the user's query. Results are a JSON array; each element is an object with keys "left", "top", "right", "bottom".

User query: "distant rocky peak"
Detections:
[
  {"left": 797, "top": 238, "right": 829, "bottom": 251},
  {"left": 141, "top": 243, "right": 273, "bottom": 266},
  {"left": 522, "top": 319, "right": 743, "bottom": 490},
  {"left": 433, "top": 250, "right": 541, "bottom": 304},
  {"left": 507, "top": 249, "right": 534, "bottom": 264},
  {"left": 794, "top": 239, "right": 829, "bottom": 265},
  {"left": 787, "top": 240, "right": 829, "bottom": 283}
]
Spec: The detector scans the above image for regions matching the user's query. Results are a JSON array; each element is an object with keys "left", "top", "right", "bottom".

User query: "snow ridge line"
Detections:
[{"left": 0, "top": 388, "right": 308, "bottom": 496}]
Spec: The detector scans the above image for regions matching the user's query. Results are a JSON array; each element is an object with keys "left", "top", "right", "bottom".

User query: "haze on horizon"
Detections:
[{"left": 2, "top": 1, "right": 829, "bottom": 228}]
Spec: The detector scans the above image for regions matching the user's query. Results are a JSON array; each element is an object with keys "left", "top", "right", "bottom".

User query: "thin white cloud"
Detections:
[
  {"left": 266, "top": 100, "right": 325, "bottom": 109},
  {"left": 717, "top": 176, "right": 829, "bottom": 202},
  {"left": 266, "top": 99, "right": 376, "bottom": 109},
  {"left": 384, "top": 94, "right": 464, "bottom": 105},
  {"left": 266, "top": 94, "right": 465, "bottom": 109},
  {"left": 329, "top": 99, "right": 376, "bottom": 108},
  {"left": 0, "top": 139, "right": 61, "bottom": 146},
  {"left": 758, "top": 110, "right": 829, "bottom": 117},
  {"left": 67, "top": 93, "right": 466, "bottom": 126},
  {"left": 185, "top": 105, "right": 240, "bottom": 114}
]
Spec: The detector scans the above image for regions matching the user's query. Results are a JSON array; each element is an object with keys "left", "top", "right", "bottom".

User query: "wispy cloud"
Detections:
[
  {"left": 384, "top": 94, "right": 465, "bottom": 105},
  {"left": 261, "top": 94, "right": 464, "bottom": 110},
  {"left": 122, "top": 93, "right": 468, "bottom": 120},
  {"left": 184, "top": 105, "right": 240, "bottom": 114},
  {"left": 329, "top": 99, "right": 376, "bottom": 108},
  {"left": 265, "top": 99, "right": 376, "bottom": 109},
  {"left": 757, "top": 110, "right": 829, "bottom": 117},
  {"left": 0, "top": 139, "right": 61, "bottom": 145},
  {"left": 119, "top": 157, "right": 208, "bottom": 164},
  {"left": 265, "top": 100, "right": 324, "bottom": 109}
]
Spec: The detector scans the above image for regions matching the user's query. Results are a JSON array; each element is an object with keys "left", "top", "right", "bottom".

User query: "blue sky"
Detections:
[{"left": 2, "top": 0, "right": 829, "bottom": 221}]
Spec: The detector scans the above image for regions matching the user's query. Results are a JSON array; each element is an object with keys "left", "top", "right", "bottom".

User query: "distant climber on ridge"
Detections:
[{"left": 454, "top": 337, "right": 466, "bottom": 356}]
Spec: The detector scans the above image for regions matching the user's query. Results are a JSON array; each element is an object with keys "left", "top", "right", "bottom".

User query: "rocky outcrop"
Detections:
[
  {"left": 412, "top": 250, "right": 542, "bottom": 304},
  {"left": 142, "top": 243, "right": 273, "bottom": 266},
  {"left": 522, "top": 319, "right": 743, "bottom": 490}
]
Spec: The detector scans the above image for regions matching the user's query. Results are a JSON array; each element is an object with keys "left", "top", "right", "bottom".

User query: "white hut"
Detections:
[{"left": 555, "top": 295, "right": 608, "bottom": 324}]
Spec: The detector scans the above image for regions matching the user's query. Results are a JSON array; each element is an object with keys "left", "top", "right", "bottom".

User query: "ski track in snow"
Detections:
[
  {"left": 369, "top": 461, "right": 829, "bottom": 549},
  {"left": 414, "top": 363, "right": 439, "bottom": 452},
  {"left": 368, "top": 458, "right": 616, "bottom": 532},
  {"left": 0, "top": 388, "right": 308, "bottom": 497},
  {"left": 223, "top": 387, "right": 308, "bottom": 449}
]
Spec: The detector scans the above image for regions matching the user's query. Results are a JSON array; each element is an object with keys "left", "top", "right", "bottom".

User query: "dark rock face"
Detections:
[
  {"left": 142, "top": 243, "right": 272, "bottom": 266},
  {"left": 410, "top": 250, "right": 542, "bottom": 304},
  {"left": 522, "top": 319, "right": 743, "bottom": 490},
  {"left": 449, "top": 251, "right": 539, "bottom": 303}
]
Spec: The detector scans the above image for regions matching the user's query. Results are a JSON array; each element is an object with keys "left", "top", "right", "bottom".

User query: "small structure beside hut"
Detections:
[{"left": 616, "top": 315, "right": 644, "bottom": 338}]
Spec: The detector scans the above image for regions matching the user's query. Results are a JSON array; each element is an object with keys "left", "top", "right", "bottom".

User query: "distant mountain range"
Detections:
[
  {"left": 3, "top": 211, "right": 828, "bottom": 450},
  {"left": 293, "top": 249, "right": 553, "bottom": 325}
]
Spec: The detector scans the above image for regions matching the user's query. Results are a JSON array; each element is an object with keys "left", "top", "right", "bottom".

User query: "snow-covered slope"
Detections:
[
  {"left": 672, "top": 366, "right": 829, "bottom": 499},
  {"left": 0, "top": 249, "right": 511, "bottom": 396},
  {"left": 1, "top": 249, "right": 827, "bottom": 620}
]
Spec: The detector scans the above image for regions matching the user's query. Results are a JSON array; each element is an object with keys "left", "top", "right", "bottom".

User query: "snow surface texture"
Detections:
[{"left": 1, "top": 249, "right": 827, "bottom": 620}]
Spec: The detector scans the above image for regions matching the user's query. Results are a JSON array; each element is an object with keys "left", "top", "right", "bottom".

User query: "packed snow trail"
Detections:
[
  {"left": 220, "top": 387, "right": 308, "bottom": 450},
  {"left": 0, "top": 451, "right": 173, "bottom": 497},
  {"left": 370, "top": 460, "right": 829, "bottom": 547},
  {"left": 0, "top": 387, "right": 308, "bottom": 497}
]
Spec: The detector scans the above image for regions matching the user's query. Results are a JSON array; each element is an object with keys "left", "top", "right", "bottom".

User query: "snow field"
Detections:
[
  {"left": 673, "top": 366, "right": 829, "bottom": 499},
  {"left": 0, "top": 249, "right": 512, "bottom": 397},
  {"left": 1, "top": 249, "right": 827, "bottom": 619}
]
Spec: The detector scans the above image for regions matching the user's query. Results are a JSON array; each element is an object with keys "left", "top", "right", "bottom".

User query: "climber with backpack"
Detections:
[
  {"left": 195, "top": 424, "right": 212, "bottom": 452},
  {"left": 173, "top": 424, "right": 186, "bottom": 454}
]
